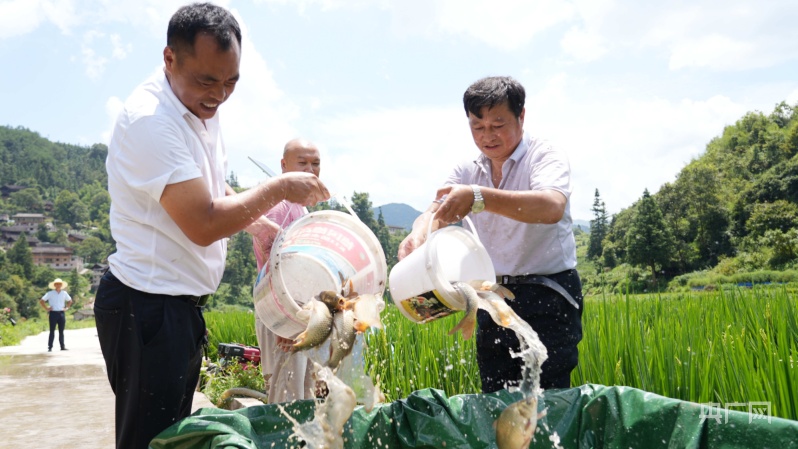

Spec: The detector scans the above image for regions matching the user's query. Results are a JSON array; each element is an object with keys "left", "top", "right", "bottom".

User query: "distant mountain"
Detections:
[
  {"left": 573, "top": 219, "right": 591, "bottom": 231},
  {"left": 372, "top": 202, "right": 591, "bottom": 232},
  {"left": 372, "top": 203, "right": 422, "bottom": 230}
]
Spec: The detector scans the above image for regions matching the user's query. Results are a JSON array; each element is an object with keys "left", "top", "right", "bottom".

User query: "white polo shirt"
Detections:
[
  {"left": 445, "top": 131, "right": 577, "bottom": 276},
  {"left": 106, "top": 71, "right": 228, "bottom": 296},
  {"left": 42, "top": 290, "right": 72, "bottom": 311}
]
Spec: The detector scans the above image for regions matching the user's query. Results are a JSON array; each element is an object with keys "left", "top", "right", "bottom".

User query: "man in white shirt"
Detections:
[
  {"left": 39, "top": 277, "right": 72, "bottom": 352},
  {"left": 399, "top": 76, "right": 583, "bottom": 392},
  {"left": 94, "top": 4, "right": 329, "bottom": 449}
]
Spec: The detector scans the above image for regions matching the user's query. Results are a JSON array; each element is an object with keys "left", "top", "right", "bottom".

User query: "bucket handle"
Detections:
[
  {"left": 424, "top": 212, "right": 483, "bottom": 247},
  {"left": 422, "top": 212, "right": 483, "bottom": 309}
]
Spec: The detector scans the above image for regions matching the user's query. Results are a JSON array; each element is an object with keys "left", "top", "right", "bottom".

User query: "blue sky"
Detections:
[{"left": 2, "top": 0, "right": 798, "bottom": 221}]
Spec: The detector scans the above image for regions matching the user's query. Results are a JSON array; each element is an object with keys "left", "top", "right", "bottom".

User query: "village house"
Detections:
[
  {"left": 31, "top": 244, "right": 83, "bottom": 271},
  {"left": 11, "top": 213, "right": 46, "bottom": 233},
  {"left": 0, "top": 226, "right": 39, "bottom": 249},
  {"left": 89, "top": 262, "right": 108, "bottom": 291}
]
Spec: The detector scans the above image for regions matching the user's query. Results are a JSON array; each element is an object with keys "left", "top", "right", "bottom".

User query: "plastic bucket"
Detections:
[
  {"left": 253, "top": 210, "right": 388, "bottom": 339},
  {"left": 388, "top": 217, "right": 495, "bottom": 323}
]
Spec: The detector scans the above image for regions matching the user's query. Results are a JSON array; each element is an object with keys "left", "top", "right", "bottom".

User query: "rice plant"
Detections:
[{"left": 573, "top": 285, "right": 798, "bottom": 420}]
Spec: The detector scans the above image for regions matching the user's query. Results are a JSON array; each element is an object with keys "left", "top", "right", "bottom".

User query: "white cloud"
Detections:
[
  {"left": 221, "top": 10, "right": 301, "bottom": 187},
  {"left": 110, "top": 34, "right": 132, "bottom": 59},
  {"left": 430, "top": 0, "right": 576, "bottom": 50},
  {"left": 312, "top": 105, "right": 474, "bottom": 212},
  {"left": 0, "top": 0, "right": 46, "bottom": 39},
  {"left": 560, "top": 26, "right": 606, "bottom": 62}
]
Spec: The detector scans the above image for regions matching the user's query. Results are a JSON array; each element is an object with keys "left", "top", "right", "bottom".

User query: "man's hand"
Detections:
[
  {"left": 277, "top": 172, "right": 330, "bottom": 206},
  {"left": 432, "top": 184, "right": 474, "bottom": 224},
  {"left": 249, "top": 217, "right": 281, "bottom": 264},
  {"left": 276, "top": 336, "right": 294, "bottom": 352},
  {"left": 397, "top": 231, "right": 425, "bottom": 260}
]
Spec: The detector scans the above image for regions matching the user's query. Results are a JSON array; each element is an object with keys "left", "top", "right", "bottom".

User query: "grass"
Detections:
[
  {"left": 573, "top": 285, "right": 798, "bottom": 420},
  {"left": 116, "top": 285, "right": 798, "bottom": 422},
  {"left": 0, "top": 314, "right": 97, "bottom": 346}
]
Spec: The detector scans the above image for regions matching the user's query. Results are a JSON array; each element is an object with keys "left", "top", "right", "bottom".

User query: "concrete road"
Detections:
[{"left": 0, "top": 327, "right": 214, "bottom": 448}]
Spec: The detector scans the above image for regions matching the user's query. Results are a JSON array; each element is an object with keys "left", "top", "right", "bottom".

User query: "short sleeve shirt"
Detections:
[
  {"left": 106, "top": 71, "right": 228, "bottom": 296},
  {"left": 445, "top": 131, "right": 577, "bottom": 276},
  {"left": 42, "top": 290, "right": 72, "bottom": 311}
]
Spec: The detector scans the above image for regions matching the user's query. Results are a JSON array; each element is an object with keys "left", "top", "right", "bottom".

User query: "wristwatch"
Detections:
[{"left": 471, "top": 185, "right": 485, "bottom": 214}]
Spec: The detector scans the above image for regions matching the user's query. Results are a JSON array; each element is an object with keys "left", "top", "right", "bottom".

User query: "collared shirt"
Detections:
[
  {"left": 106, "top": 71, "right": 228, "bottom": 296},
  {"left": 42, "top": 290, "right": 72, "bottom": 311},
  {"left": 445, "top": 131, "right": 577, "bottom": 276}
]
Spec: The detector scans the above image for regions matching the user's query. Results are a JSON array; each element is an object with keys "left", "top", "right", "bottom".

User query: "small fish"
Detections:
[
  {"left": 327, "top": 309, "right": 357, "bottom": 369},
  {"left": 293, "top": 298, "right": 334, "bottom": 352},
  {"left": 468, "top": 279, "right": 516, "bottom": 300},
  {"left": 495, "top": 395, "right": 546, "bottom": 449},
  {"left": 448, "top": 281, "right": 480, "bottom": 340},
  {"left": 351, "top": 293, "right": 385, "bottom": 332},
  {"left": 317, "top": 290, "right": 345, "bottom": 313},
  {"left": 475, "top": 289, "right": 517, "bottom": 328}
]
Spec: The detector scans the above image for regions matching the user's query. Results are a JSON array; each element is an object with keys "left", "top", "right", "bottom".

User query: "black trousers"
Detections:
[
  {"left": 476, "top": 269, "right": 584, "bottom": 392},
  {"left": 94, "top": 270, "right": 206, "bottom": 449},
  {"left": 48, "top": 311, "right": 66, "bottom": 350}
]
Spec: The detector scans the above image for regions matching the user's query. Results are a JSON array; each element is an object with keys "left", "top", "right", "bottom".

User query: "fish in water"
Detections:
[
  {"left": 293, "top": 297, "right": 334, "bottom": 352},
  {"left": 327, "top": 309, "right": 357, "bottom": 369},
  {"left": 467, "top": 280, "right": 516, "bottom": 301},
  {"left": 278, "top": 362, "right": 357, "bottom": 449},
  {"left": 495, "top": 395, "right": 546, "bottom": 449},
  {"left": 448, "top": 281, "right": 480, "bottom": 340}
]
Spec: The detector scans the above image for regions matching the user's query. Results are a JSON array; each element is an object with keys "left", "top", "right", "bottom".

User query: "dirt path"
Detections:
[{"left": 0, "top": 326, "right": 214, "bottom": 448}]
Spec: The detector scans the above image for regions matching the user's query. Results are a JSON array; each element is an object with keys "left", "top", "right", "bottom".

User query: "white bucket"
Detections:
[
  {"left": 388, "top": 217, "right": 495, "bottom": 323},
  {"left": 253, "top": 210, "right": 388, "bottom": 339}
]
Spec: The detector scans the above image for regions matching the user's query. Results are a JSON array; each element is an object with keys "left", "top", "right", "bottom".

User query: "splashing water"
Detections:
[
  {"left": 278, "top": 362, "right": 357, "bottom": 449},
  {"left": 453, "top": 281, "right": 555, "bottom": 448}
]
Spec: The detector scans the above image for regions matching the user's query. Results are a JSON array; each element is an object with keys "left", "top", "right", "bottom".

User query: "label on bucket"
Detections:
[{"left": 399, "top": 290, "right": 458, "bottom": 323}]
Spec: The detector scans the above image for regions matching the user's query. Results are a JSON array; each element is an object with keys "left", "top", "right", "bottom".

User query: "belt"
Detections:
[
  {"left": 496, "top": 273, "right": 580, "bottom": 309},
  {"left": 180, "top": 294, "right": 210, "bottom": 307}
]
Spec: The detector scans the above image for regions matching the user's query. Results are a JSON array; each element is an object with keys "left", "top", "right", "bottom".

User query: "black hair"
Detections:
[
  {"left": 463, "top": 76, "right": 525, "bottom": 119},
  {"left": 167, "top": 2, "right": 242, "bottom": 56}
]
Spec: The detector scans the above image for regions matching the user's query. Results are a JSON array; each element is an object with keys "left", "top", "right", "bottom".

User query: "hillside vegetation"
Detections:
[{"left": 584, "top": 101, "right": 798, "bottom": 293}]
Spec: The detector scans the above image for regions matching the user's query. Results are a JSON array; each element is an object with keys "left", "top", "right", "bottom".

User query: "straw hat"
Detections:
[{"left": 49, "top": 278, "right": 68, "bottom": 289}]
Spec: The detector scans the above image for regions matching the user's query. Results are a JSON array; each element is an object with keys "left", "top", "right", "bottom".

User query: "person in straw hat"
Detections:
[{"left": 39, "top": 278, "right": 73, "bottom": 352}]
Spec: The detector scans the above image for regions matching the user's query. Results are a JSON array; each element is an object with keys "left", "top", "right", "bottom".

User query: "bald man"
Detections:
[{"left": 253, "top": 138, "right": 323, "bottom": 403}]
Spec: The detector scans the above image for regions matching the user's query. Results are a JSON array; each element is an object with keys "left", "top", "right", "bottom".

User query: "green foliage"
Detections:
[
  {"left": 626, "top": 189, "right": 674, "bottom": 280},
  {"left": 10, "top": 188, "right": 44, "bottom": 212},
  {"left": 53, "top": 189, "right": 89, "bottom": 227},
  {"left": 587, "top": 189, "right": 608, "bottom": 262},
  {"left": 7, "top": 236, "right": 34, "bottom": 279},
  {"left": 75, "top": 236, "right": 112, "bottom": 264}
]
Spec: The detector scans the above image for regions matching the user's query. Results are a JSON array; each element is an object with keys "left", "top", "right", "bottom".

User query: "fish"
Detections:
[
  {"left": 317, "top": 290, "right": 345, "bottom": 313},
  {"left": 351, "top": 293, "right": 385, "bottom": 332},
  {"left": 448, "top": 281, "right": 480, "bottom": 340},
  {"left": 293, "top": 297, "right": 334, "bottom": 352},
  {"left": 495, "top": 395, "right": 546, "bottom": 449},
  {"left": 468, "top": 279, "right": 516, "bottom": 301},
  {"left": 327, "top": 309, "right": 357, "bottom": 369},
  {"left": 475, "top": 289, "right": 517, "bottom": 328}
]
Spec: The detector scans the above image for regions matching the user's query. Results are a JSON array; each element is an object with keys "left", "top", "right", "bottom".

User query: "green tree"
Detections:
[
  {"left": 54, "top": 190, "right": 89, "bottom": 226},
  {"left": 587, "top": 189, "right": 608, "bottom": 262},
  {"left": 350, "top": 192, "right": 377, "bottom": 231},
  {"left": 625, "top": 189, "right": 674, "bottom": 282},
  {"left": 7, "top": 235, "right": 34, "bottom": 279},
  {"left": 76, "top": 236, "right": 112, "bottom": 264},
  {"left": 10, "top": 187, "right": 43, "bottom": 212},
  {"left": 36, "top": 223, "right": 50, "bottom": 243}
]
